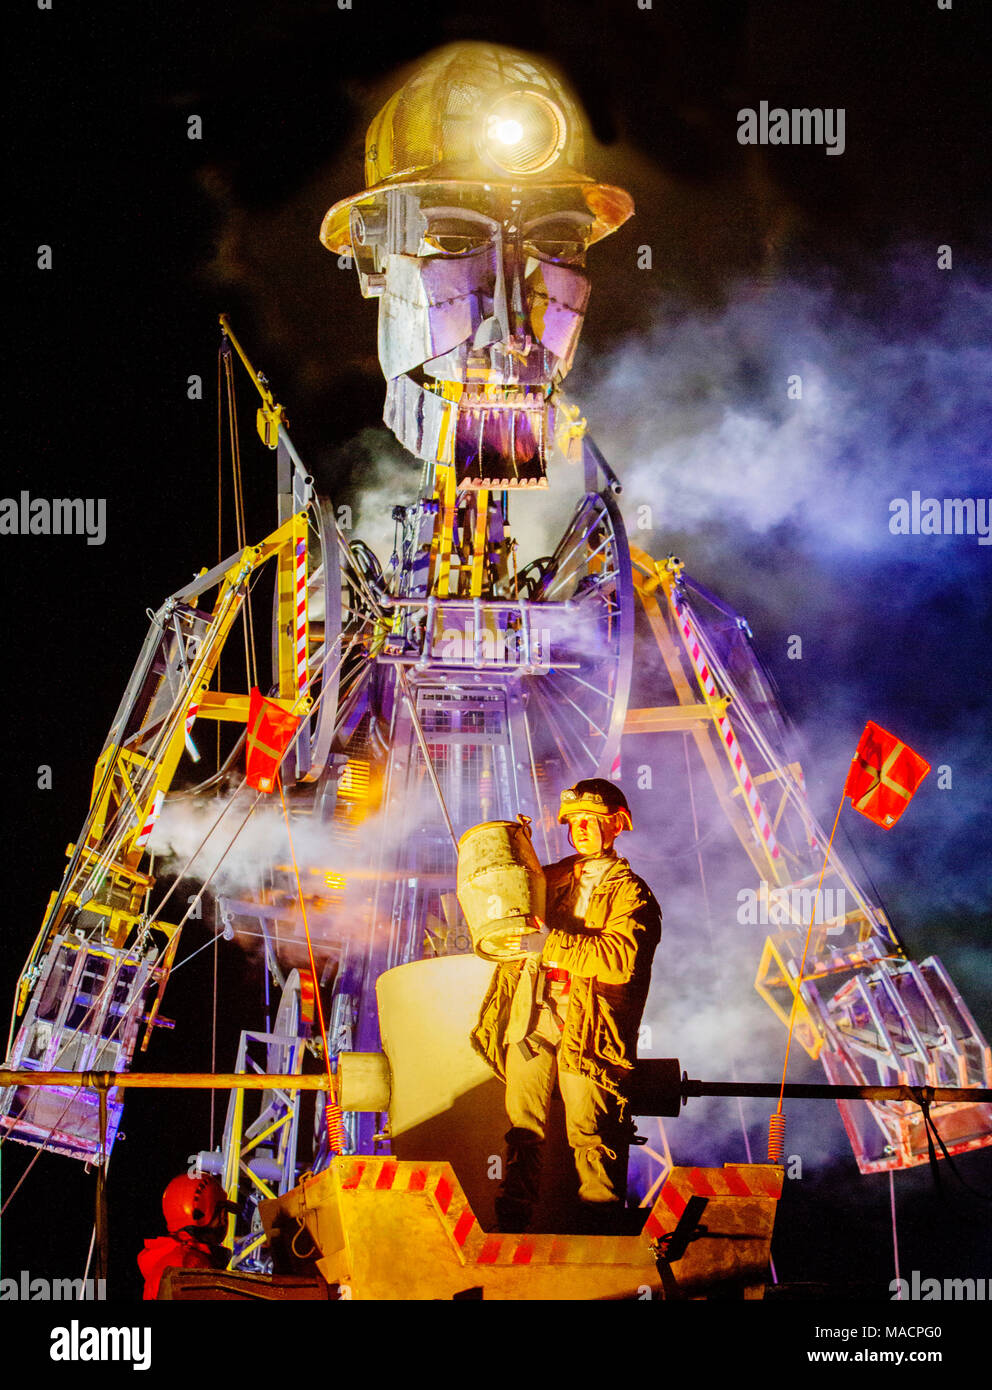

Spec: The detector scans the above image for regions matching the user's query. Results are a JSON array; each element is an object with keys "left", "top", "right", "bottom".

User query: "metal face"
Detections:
[{"left": 354, "top": 188, "right": 593, "bottom": 480}]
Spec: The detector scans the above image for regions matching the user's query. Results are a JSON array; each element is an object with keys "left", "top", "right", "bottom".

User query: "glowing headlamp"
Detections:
[
  {"left": 482, "top": 91, "right": 567, "bottom": 175},
  {"left": 491, "top": 117, "right": 524, "bottom": 146}
]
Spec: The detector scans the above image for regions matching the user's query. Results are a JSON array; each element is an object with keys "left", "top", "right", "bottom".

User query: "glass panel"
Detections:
[
  {"left": 103, "top": 964, "right": 139, "bottom": 1037},
  {"left": 36, "top": 944, "right": 78, "bottom": 1021},
  {"left": 66, "top": 955, "right": 111, "bottom": 1031}
]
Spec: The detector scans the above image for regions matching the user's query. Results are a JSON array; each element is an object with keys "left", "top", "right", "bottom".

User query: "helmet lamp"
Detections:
[{"left": 482, "top": 91, "right": 567, "bottom": 175}]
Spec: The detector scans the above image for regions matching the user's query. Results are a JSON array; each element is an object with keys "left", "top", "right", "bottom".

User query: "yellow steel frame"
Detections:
[
  {"left": 630, "top": 547, "right": 785, "bottom": 884},
  {"left": 219, "top": 313, "right": 288, "bottom": 449},
  {"left": 100, "top": 513, "right": 308, "bottom": 877},
  {"left": 273, "top": 511, "right": 308, "bottom": 700},
  {"left": 221, "top": 1071, "right": 300, "bottom": 1252},
  {"left": 28, "top": 513, "right": 312, "bottom": 1018},
  {"left": 651, "top": 556, "right": 786, "bottom": 884},
  {"left": 753, "top": 935, "right": 825, "bottom": 1060},
  {"left": 469, "top": 488, "right": 490, "bottom": 596},
  {"left": 430, "top": 463, "right": 459, "bottom": 597},
  {"left": 629, "top": 546, "right": 905, "bottom": 1060}
]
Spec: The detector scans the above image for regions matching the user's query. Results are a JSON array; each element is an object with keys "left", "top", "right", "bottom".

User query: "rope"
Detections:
[
  {"left": 0, "top": 1149, "right": 37, "bottom": 1216},
  {"left": 210, "top": 920, "right": 218, "bottom": 1151},
  {"left": 222, "top": 343, "right": 255, "bottom": 689},
  {"left": 94, "top": 1088, "right": 109, "bottom": 1282},
  {"left": 217, "top": 346, "right": 225, "bottom": 783},
  {"left": 169, "top": 929, "right": 226, "bottom": 975},
  {"left": 918, "top": 1096, "right": 992, "bottom": 1201}
]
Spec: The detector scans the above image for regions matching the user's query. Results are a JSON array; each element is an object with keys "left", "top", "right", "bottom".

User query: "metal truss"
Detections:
[{"left": 628, "top": 547, "right": 992, "bottom": 1173}]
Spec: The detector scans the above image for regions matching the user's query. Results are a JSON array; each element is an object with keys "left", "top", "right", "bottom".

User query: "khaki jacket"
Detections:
[{"left": 469, "top": 854, "right": 662, "bottom": 1101}]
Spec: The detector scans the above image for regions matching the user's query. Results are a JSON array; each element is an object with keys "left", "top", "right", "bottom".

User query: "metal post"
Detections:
[{"left": 94, "top": 1085, "right": 109, "bottom": 1285}]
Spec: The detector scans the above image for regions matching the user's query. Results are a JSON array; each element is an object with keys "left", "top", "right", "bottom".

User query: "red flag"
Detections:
[
  {"left": 245, "top": 687, "right": 300, "bottom": 793},
  {"left": 844, "top": 721, "right": 930, "bottom": 829}
]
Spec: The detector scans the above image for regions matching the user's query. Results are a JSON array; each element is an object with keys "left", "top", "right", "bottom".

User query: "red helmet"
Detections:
[{"left": 162, "top": 1174, "right": 234, "bottom": 1233}]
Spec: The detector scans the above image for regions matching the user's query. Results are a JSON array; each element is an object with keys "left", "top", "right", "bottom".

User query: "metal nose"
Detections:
[{"left": 473, "top": 234, "right": 525, "bottom": 350}]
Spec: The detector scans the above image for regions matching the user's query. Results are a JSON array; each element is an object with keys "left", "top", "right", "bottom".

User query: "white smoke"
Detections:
[
  {"left": 341, "top": 261, "right": 992, "bottom": 584},
  {"left": 148, "top": 776, "right": 463, "bottom": 936},
  {"left": 570, "top": 260, "right": 992, "bottom": 554}
]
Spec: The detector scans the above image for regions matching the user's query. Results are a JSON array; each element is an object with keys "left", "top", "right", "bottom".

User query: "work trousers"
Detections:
[{"left": 499, "top": 980, "right": 626, "bottom": 1224}]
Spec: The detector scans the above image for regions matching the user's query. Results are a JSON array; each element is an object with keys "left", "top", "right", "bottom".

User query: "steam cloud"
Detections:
[{"left": 575, "top": 255, "right": 991, "bottom": 555}]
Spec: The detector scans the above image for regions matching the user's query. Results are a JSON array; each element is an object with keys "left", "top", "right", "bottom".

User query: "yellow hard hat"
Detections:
[
  {"left": 558, "top": 779, "right": 633, "bottom": 832},
  {"left": 320, "top": 43, "right": 633, "bottom": 255}
]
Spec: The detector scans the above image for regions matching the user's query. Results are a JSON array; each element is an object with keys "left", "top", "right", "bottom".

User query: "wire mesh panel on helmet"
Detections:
[
  {"left": 364, "top": 45, "right": 586, "bottom": 185},
  {"left": 321, "top": 42, "right": 633, "bottom": 254}
]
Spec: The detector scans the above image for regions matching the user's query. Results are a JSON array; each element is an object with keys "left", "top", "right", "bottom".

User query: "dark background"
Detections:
[{"left": 2, "top": 0, "right": 989, "bottom": 1345}]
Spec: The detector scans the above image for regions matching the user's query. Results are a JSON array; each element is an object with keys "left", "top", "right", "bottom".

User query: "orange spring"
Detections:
[
  {"left": 325, "top": 1102, "right": 347, "bottom": 1156},
  {"left": 768, "top": 1111, "right": 786, "bottom": 1164}
]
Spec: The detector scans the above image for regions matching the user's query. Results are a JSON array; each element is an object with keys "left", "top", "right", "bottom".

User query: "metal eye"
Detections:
[
  {"left": 522, "top": 214, "right": 592, "bottom": 265},
  {"left": 421, "top": 218, "right": 493, "bottom": 256}
]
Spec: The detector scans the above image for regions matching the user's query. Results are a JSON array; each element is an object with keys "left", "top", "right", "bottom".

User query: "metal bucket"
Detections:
[{"left": 456, "top": 817, "right": 547, "bottom": 962}]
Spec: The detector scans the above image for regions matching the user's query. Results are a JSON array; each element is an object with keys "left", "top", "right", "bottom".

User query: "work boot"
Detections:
[
  {"left": 495, "top": 1128, "right": 542, "bottom": 1232},
  {"left": 574, "top": 1141, "right": 627, "bottom": 1205}
]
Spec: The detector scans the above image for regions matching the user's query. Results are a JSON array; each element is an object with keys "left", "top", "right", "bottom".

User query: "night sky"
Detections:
[{"left": 2, "top": 0, "right": 989, "bottom": 1357}]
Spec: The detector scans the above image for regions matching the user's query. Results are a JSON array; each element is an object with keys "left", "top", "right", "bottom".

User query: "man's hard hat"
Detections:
[
  {"left": 558, "top": 779, "right": 633, "bottom": 831},
  {"left": 320, "top": 42, "right": 633, "bottom": 255}
]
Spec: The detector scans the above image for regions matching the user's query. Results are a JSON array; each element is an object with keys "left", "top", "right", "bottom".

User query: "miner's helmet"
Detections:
[
  {"left": 162, "top": 1174, "right": 236, "bottom": 1234},
  {"left": 320, "top": 42, "right": 634, "bottom": 255},
  {"left": 558, "top": 779, "right": 633, "bottom": 832}
]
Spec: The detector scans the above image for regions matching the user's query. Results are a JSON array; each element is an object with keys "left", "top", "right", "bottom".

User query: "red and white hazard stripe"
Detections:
[
  {"left": 134, "top": 789, "right": 165, "bottom": 850},
  {"left": 334, "top": 1157, "right": 658, "bottom": 1268},
  {"left": 643, "top": 1164, "right": 784, "bottom": 1239},
  {"left": 183, "top": 701, "right": 201, "bottom": 763},
  {"left": 677, "top": 606, "right": 780, "bottom": 860},
  {"left": 337, "top": 1158, "right": 483, "bottom": 1255},
  {"left": 294, "top": 536, "right": 308, "bottom": 696}
]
